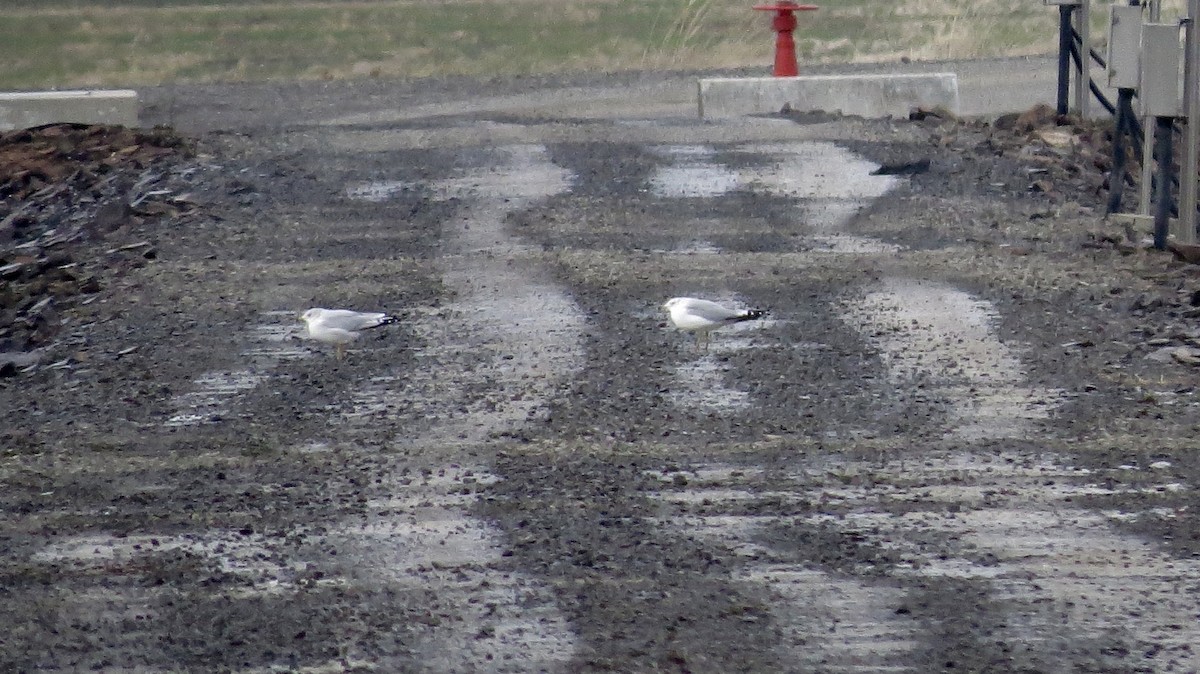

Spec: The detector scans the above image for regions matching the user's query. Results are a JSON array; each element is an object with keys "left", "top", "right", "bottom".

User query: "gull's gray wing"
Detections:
[
  {"left": 681, "top": 298, "right": 743, "bottom": 322},
  {"left": 318, "top": 309, "right": 393, "bottom": 331}
]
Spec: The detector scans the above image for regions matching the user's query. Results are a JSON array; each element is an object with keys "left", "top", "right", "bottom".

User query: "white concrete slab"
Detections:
[
  {"left": 0, "top": 90, "right": 138, "bottom": 130},
  {"left": 698, "top": 73, "right": 959, "bottom": 120}
]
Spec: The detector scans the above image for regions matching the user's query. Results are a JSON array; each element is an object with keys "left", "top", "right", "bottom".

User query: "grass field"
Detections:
[{"left": 0, "top": 0, "right": 1189, "bottom": 90}]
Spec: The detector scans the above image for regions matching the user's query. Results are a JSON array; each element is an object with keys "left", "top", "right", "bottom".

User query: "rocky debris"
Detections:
[
  {"left": 786, "top": 102, "right": 1114, "bottom": 199},
  {"left": 931, "top": 103, "right": 1114, "bottom": 202},
  {"left": 908, "top": 106, "right": 956, "bottom": 123},
  {"left": 871, "top": 158, "right": 931, "bottom": 176},
  {"left": 1082, "top": 228, "right": 1140, "bottom": 255},
  {"left": 894, "top": 104, "right": 1200, "bottom": 374},
  {"left": 1167, "top": 240, "right": 1200, "bottom": 265},
  {"left": 783, "top": 100, "right": 1128, "bottom": 207},
  {"left": 1169, "top": 346, "right": 1200, "bottom": 366},
  {"left": 0, "top": 123, "right": 199, "bottom": 364}
]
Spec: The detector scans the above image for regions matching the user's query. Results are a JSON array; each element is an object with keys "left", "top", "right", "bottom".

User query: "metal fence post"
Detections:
[
  {"left": 1057, "top": 3, "right": 1073, "bottom": 115},
  {"left": 1076, "top": 0, "right": 1091, "bottom": 117},
  {"left": 1140, "top": 0, "right": 1162, "bottom": 218},
  {"left": 1155, "top": 116, "right": 1175, "bottom": 249},
  {"left": 1181, "top": 0, "right": 1200, "bottom": 242}
]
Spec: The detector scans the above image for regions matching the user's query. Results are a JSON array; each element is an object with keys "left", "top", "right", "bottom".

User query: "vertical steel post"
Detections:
[
  {"left": 1108, "top": 89, "right": 1135, "bottom": 214},
  {"left": 1057, "top": 4, "right": 1073, "bottom": 115},
  {"left": 1181, "top": 0, "right": 1200, "bottom": 242},
  {"left": 1154, "top": 116, "right": 1174, "bottom": 249},
  {"left": 1141, "top": 0, "right": 1162, "bottom": 217},
  {"left": 1076, "top": 0, "right": 1091, "bottom": 117}
]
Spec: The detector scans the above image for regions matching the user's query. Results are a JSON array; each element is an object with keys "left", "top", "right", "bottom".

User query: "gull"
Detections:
[
  {"left": 663, "top": 297, "right": 766, "bottom": 352},
  {"left": 299, "top": 308, "right": 399, "bottom": 361}
]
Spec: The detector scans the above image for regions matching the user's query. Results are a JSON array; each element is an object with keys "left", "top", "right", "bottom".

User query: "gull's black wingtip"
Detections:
[{"left": 737, "top": 309, "right": 767, "bottom": 322}]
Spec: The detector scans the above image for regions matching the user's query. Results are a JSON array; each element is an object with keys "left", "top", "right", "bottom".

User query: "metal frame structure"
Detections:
[
  {"left": 1067, "top": 0, "right": 1200, "bottom": 245},
  {"left": 1182, "top": 0, "right": 1200, "bottom": 240}
]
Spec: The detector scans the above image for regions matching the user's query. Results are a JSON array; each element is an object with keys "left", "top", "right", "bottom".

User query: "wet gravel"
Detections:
[{"left": 3, "top": 68, "right": 1200, "bottom": 673}]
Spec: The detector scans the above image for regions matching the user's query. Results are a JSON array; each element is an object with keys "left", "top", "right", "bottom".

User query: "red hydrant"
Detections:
[{"left": 752, "top": 2, "right": 818, "bottom": 77}]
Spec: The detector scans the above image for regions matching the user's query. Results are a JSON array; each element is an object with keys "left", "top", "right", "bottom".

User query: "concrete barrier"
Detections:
[
  {"left": 0, "top": 90, "right": 139, "bottom": 131},
  {"left": 698, "top": 73, "right": 959, "bottom": 120}
]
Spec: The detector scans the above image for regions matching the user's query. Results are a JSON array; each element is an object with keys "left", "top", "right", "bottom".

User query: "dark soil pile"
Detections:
[{"left": 0, "top": 123, "right": 199, "bottom": 369}]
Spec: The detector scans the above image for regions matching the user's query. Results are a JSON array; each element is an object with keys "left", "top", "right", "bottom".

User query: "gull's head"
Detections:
[
  {"left": 299, "top": 308, "right": 322, "bottom": 324},
  {"left": 663, "top": 297, "right": 682, "bottom": 312}
]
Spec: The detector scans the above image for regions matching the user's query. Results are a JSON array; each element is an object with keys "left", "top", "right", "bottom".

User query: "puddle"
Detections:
[
  {"left": 165, "top": 311, "right": 308, "bottom": 427},
  {"left": 844, "top": 278, "right": 1065, "bottom": 439}
]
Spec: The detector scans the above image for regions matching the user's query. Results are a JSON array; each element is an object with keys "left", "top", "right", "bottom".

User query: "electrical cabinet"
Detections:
[
  {"left": 1140, "top": 23, "right": 1183, "bottom": 116},
  {"left": 1107, "top": 5, "right": 1143, "bottom": 88}
]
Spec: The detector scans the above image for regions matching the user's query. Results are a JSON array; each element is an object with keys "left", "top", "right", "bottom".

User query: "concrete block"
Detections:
[
  {"left": 698, "top": 73, "right": 959, "bottom": 120},
  {"left": 0, "top": 90, "right": 139, "bottom": 131}
]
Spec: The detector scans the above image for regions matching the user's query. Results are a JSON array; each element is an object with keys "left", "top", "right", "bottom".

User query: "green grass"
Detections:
[{"left": 0, "top": 0, "right": 1184, "bottom": 89}]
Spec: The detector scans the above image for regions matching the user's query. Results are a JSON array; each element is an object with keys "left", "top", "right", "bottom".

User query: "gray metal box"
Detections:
[
  {"left": 1140, "top": 23, "right": 1183, "bottom": 116},
  {"left": 1107, "top": 5, "right": 1142, "bottom": 88}
]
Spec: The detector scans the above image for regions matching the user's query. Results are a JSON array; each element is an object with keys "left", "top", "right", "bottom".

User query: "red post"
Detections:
[{"left": 752, "top": 2, "right": 818, "bottom": 77}]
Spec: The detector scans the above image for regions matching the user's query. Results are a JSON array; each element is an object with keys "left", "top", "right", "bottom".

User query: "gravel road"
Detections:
[{"left": 3, "top": 60, "right": 1200, "bottom": 673}]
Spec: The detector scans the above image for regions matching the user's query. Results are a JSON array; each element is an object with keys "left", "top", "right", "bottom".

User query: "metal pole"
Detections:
[
  {"left": 1076, "top": 0, "right": 1091, "bottom": 117},
  {"left": 1108, "top": 89, "right": 1134, "bottom": 214},
  {"left": 1154, "top": 116, "right": 1174, "bottom": 249},
  {"left": 1141, "top": 1, "right": 1162, "bottom": 217},
  {"left": 1058, "top": 4, "right": 1073, "bottom": 115},
  {"left": 1181, "top": 0, "right": 1200, "bottom": 242}
]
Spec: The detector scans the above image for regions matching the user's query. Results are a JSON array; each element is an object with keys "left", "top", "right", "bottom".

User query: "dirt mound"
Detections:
[
  {"left": 917, "top": 103, "right": 1115, "bottom": 201},
  {"left": 0, "top": 123, "right": 199, "bottom": 370}
]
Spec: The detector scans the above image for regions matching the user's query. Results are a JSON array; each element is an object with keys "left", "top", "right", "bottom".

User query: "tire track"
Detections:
[
  {"left": 331, "top": 138, "right": 585, "bottom": 670},
  {"left": 644, "top": 137, "right": 1195, "bottom": 672},
  {"left": 29, "top": 138, "right": 588, "bottom": 672}
]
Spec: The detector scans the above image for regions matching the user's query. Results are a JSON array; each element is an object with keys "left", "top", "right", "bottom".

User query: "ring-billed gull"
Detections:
[
  {"left": 299, "top": 308, "right": 399, "bottom": 360},
  {"left": 663, "top": 297, "right": 765, "bottom": 352}
]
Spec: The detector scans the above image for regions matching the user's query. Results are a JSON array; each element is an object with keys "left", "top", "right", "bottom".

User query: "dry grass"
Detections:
[{"left": 0, "top": 0, "right": 1165, "bottom": 89}]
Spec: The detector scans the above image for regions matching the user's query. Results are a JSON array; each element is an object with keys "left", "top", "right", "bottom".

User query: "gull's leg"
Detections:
[{"left": 336, "top": 343, "right": 345, "bottom": 361}]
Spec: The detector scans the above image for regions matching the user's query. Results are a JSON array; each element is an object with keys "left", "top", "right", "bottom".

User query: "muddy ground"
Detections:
[{"left": 3, "top": 67, "right": 1200, "bottom": 673}]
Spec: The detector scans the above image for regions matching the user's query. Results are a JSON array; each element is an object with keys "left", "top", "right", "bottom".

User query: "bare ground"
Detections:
[{"left": 3, "top": 67, "right": 1200, "bottom": 673}]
